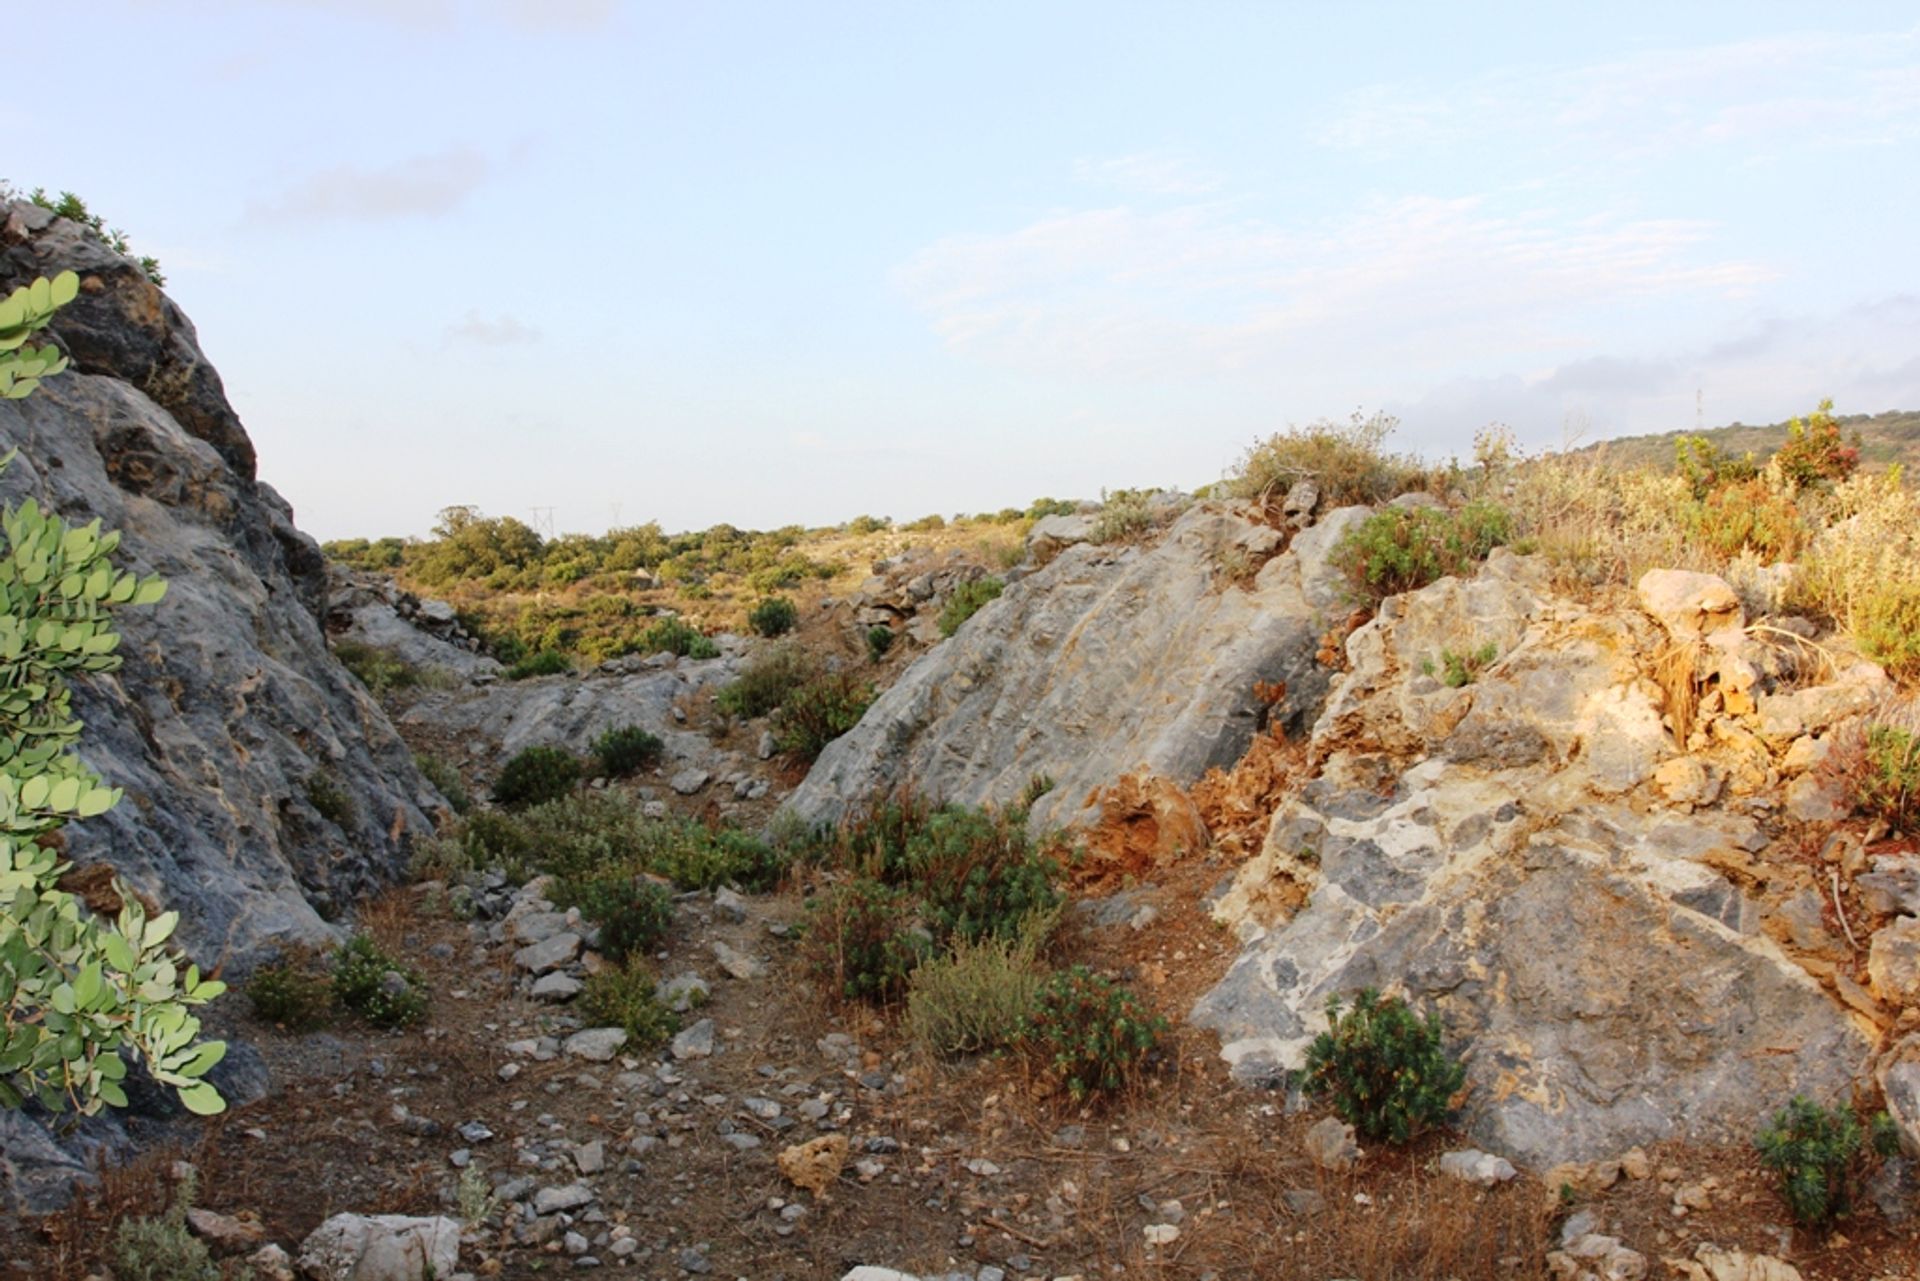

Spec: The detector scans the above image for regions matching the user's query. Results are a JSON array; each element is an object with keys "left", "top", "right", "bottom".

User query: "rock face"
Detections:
[
  {"left": 0, "top": 201, "right": 435, "bottom": 1208},
  {"left": 1195, "top": 555, "right": 1880, "bottom": 1167},
  {"left": 0, "top": 200, "right": 435, "bottom": 956},
  {"left": 783, "top": 502, "right": 1362, "bottom": 832},
  {"left": 325, "top": 565, "right": 501, "bottom": 683}
]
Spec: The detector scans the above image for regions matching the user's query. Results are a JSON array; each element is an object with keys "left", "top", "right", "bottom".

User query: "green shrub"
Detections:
[
  {"left": 492, "top": 745, "right": 581, "bottom": 809},
  {"left": 900, "top": 805, "right": 1061, "bottom": 947},
  {"left": 506, "top": 648, "right": 572, "bottom": 680},
  {"left": 1330, "top": 501, "right": 1511, "bottom": 607},
  {"left": 415, "top": 754, "right": 472, "bottom": 814},
  {"left": 802, "top": 879, "right": 930, "bottom": 1002},
  {"left": 749, "top": 595, "right": 799, "bottom": 637},
  {"left": 1303, "top": 987, "right": 1465, "bottom": 1144},
  {"left": 1755, "top": 1095, "right": 1899, "bottom": 1226},
  {"left": 937, "top": 577, "right": 1004, "bottom": 637},
  {"left": 560, "top": 873, "right": 674, "bottom": 962},
  {"left": 649, "top": 824, "right": 786, "bottom": 892},
  {"left": 305, "top": 772, "right": 356, "bottom": 828},
  {"left": 1421, "top": 642, "right": 1499, "bottom": 689},
  {"left": 846, "top": 514, "right": 891, "bottom": 535},
  {"left": 593, "top": 725, "right": 664, "bottom": 777},
  {"left": 716, "top": 644, "right": 811, "bottom": 719},
  {"left": 1020, "top": 773, "right": 1056, "bottom": 806},
  {"left": 774, "top": 670, "right": 874, "bottom": 760},
  {"left": 454, "top": 808, "right": 539, "bottom": 878},
  {"left": 579, "top": 955, "right": 680, "bottom": 1048},
  {"left": 29, "top": 189, "right": 166, "bottom": 286},
  {"left": 1854, "top": 582, "right": 1920, "bottom": 686},
  {"left": 0, "top": 348, "right": 229, "bottom": 1116},
  {"left": 1770, "top": 398, "right": 1859, "bottom": 491},
  {"left": 1224, "top": 412, "right": 1428, "bottom": 507},
  {"left": 1684, "top": 478, "right": 1809, "bottom": 562},
  {"left": 1026, "top": 497, "right": 1078, "bottom": 520},
  {"left": 1090, "top": 488, "right": 1153, "bottom": 544},
  {"left": 865, "top": 624, "right": 895, "bottom": 664},
  {"left": 904, "top": 513, "right": 946, "bottom": 532},
  {"left": 1022, "top": 967, "right": 1165, "bottom": 1099},
  {"left": 330, "top": 934, "right": 429, "bottom": 1029},
  {"left": 906, "top": 916, "right": 1050, "bottom": 1057},
  {"left": 108, "top": 1171, "right": 217, "bottom": 1281},
  {"left": 245, "top": 960, "right": 334, "bottom": 1031},
  {"left": 640, "top": 615, "right": 719, "bottom": 659},
  {"left": 1673, "top": 434, "right": 1758, "bottom": 501},
  {"left": 1852, "top": 722, "right": 1920, "bottom": 829},
  {"left": 334, "top": 639, "right": 421, "bottom": 696}
]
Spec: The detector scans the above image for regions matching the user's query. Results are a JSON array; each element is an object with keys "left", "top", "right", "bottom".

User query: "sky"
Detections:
[{"left": 11, "top": 1, "right": 1920, "bottom": 542}]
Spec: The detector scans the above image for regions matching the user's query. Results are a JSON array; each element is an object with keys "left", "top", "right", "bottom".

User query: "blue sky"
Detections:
[{"left": 14, "top": 1, "right": 1920, "bottom": 541}]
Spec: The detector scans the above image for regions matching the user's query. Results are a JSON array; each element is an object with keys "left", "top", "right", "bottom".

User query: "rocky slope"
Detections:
[
  {"left": 783, "top": 499, "right": 1368, "bottom": 833},
  {"left": 0, "top": 201, "right": 438, "bottom": 1205}
]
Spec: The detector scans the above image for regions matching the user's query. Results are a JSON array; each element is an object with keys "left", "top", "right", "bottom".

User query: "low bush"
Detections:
[
  {"left": 1792, "top": 468, "right": 1920, "bottom": 683},
  {"left": 774, "top": 669, "right": 874, "bottom": 760},
  {"left": 906, "top": 914, "right": 1051, "bottom": 1058},
  {"left": 748, "top": 595, "right": 799, "bottom": 637},
  {"left": 579, "top": 955, "right": 680, "bottom": 1048},
  {"left": 1089, "top": 489, "right": 1154, "bottom": 544},
  {"left": 899, "top": 804, "right": 1061, "bottom": 946},
  {"left": 108, "top": 1171, "right": 217, "bottom": 1281},
  {"left": 647, "top": 824, "right": 786, "bottom": 892},
  {"left": 492, "top": 745, "right": 581, "bottom": 809},
  {"left": 1684, "top": 477, "right": 1810, "bottom": 562},
  {"left": 640, "top": 615, "right": 719, "bottom": 660},
  {"left": 245, "top": 959, "right": 334, "bottom": 1031},
  {"left": 305, "top": 772, "right": 356, "bottom": 828},
  {"left": 334, "top": 639, "right": 422, "bottom": 697},
  {"left": 865, "top": 624, "right": 895, "bottom": 664},
  {"left": 1330, "top": 502, "right": 1511, "bottom": 607},
  {"left": 331, "top": 934, "right": 429, "bottom": 1029},
  {"left": 937, "top": 577, "right": 1004, "bottom": 637},
  {"left": 506, "top": 649, "right": 572, "bottom": 680},
  {"left": 1849, "top": 719, "right": 1920, "bottom": 830},
  {"left": 415, "top": 753, "right": 472, "bottom": 814},
  {"left": 1303, "top": 987, "right": 1464, "bottom": 1144},
  {"left": 1022, "top": 966, "right": 1165, "bottom": 1099},
  {"left": 1224, "top": 411, "right": 1429, "bottom": 508},
  {"left": 802, "top": 878, "right": 930, "bottom": 1002},
  {"left": 1770, "top": 398, "right": 1860, "bottom": 491},
  {"left": 716, "top": 644, "right": 811, "bottom": 719},
  {"left": 1754, "top": 1095, "right": 1899, "bottom": 1226},
  {"left": 593, "top": 724, "right": 664, "bottom": 777},
  {"left": 560, "top": 873, "right": 675, "bottom": 961}
]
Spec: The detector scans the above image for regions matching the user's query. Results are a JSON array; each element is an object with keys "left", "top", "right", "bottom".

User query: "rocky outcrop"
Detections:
[
  {"left": 783, "top": 501, "right": 1365, "bottom": 833},
  {"left": 0, "top": 200, "right": 437, "bottom": 1206},
  {"left": 326, "top": 565, "right": 502, "bottom": 683},
  {"left": 1195, "top": 554, "right": 1886, "bottom": 1167}
]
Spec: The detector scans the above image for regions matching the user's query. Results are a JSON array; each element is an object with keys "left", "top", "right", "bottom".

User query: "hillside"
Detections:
[{"left": 1575, "top": 408, "right": 1920, "bottom": 475}]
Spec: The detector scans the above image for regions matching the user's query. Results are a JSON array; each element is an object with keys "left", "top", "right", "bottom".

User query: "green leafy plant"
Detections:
[
  {"left": 1330, "top": 502, "right": 1511, "bottom": 608},
  {"left": 592, "top": 725, "right": 663, "bottom": 778},
  {"left": 648, "top": 824, "right": 786, "bottom": 892},
  {"left": 492, "top": 745, "right": 581, "bottom": 809},
  {"left": 1851, "top": 721, "right": 1920, "bottom": 830},
  {"left": 1420, "top": 642, "right": 1499, "bottom": 688},
  {"left": 108, "top": 1169, "right": 218, "bottom": 1281},
  {"left": 865, "top": 624, "right": 895, "bottom": 664},
  {"left": 304, "top": 772, "right": 355, "bottom": 828},
  {"left": 1089, "top": 489, "right": 1154, "bottom": 544},
  {"left": 801, "top": 878, "right": 930, "bottom": 1003},
  {"left": 29, "top": 189, "right": 165, "bottom": 286},
  {"left": 579, "top": 954, "right": 680, "bottom": 1048},
  {"left": 1754, "top": 1095, "right": 1899, "bottom": 1227},
  {"left": 330, "top": 934, "right": 428, "bottom": 1029},
  {"left": 748, "top": 595, "right": 798, "bottom": 638},
  {"left": 0, "top": 269, "right": 77, "bottom": 399},
  {"left": 1022, "top": 966, "right": 1165, "bottom": 1099},
  {"left": 332, "top": 639, "right": 422, "bottom": 697},
  {"left": 1303, "top": 987, "right": 1465, "bottom": 1144},
  {"left": 1770, "top": 398, "right": 1859, "bottom": 491},
  {"left": 0, "top": 366, "right": 228, "bottom": 1114},
  {"left": 773, "top": 669, "right": 874, "bottom": 760},
  {"left": 640, "top": 614, "right": 718, "bottom": 660},
  {"left": 559, "top": 873, "right": 674, "bottom": 962},
  {"left": 937, "top": 577, "right": 1005, "bottom": 638},
  {"left": 505, "top": 648, "right": 571, "bottom": 680},
  {"left": 899, "top": 804, "right": 1061, "bottom": 947},
  {"left": 244, "top": 958, "right": 334, "bottom": 1031}
]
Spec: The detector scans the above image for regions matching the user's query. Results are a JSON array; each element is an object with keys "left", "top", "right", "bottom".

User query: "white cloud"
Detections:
[
  {"left": 1316, "top": 25, "right": 1920, "bottom": 156},
  {"left": 446, "top": 311, "right": 541, "bottom": 345},
  {"left": 896, "top": 193, "right": 1770, "bottom": 381},
  {"left": 250, "top": 148, "right": 489, "bottom": 223},
  {"left": 1072, "top": 152, "right": 1223, "bottom": 196}
]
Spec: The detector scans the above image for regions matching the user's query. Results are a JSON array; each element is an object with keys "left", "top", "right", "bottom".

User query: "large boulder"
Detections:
[
  {"left": 1196, "top": 557, "right": 1877, "bottom": 1167},
  {"left": 0, "top": 200, "right": 436, "bottom": 1209},
  {"left": 782, "top": 502, "right": 1363, "bottom": 832}
]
